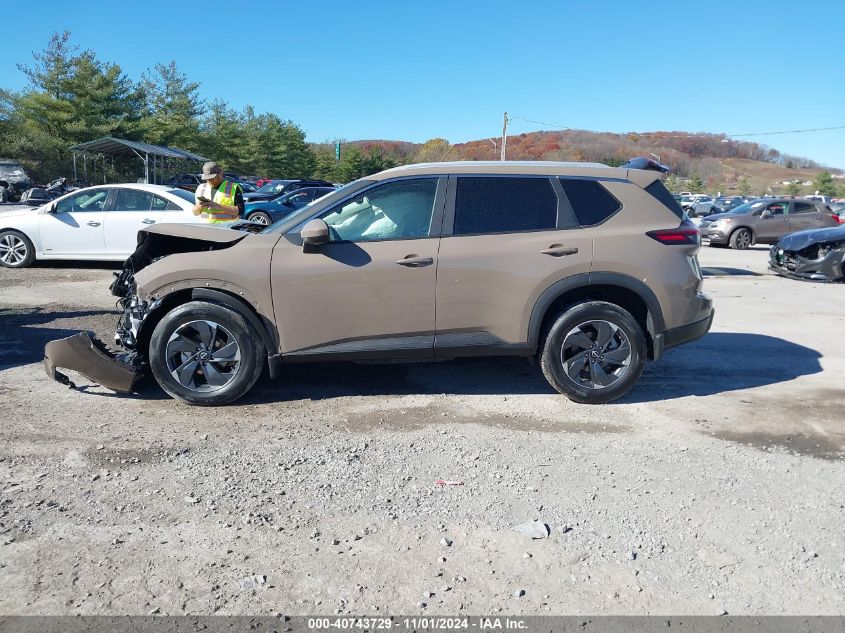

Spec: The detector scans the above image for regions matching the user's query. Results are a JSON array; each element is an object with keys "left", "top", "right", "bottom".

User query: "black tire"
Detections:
[
  {"left": 0, "top": 229, "right": 36, "bottom": 268},
  {"left": 729, "top": 228, "right": 752, "bottom": 250},
  {"left": 0, "top": 186, "right": 8, "bottom": 204},
  {"left": 247, "top": 211, "right": 273, "bottom": 226},
  {"left": 148, "top": 301, "right": 266, "bottom": 406},
  {"left": 540, "top": 301, "right": 646, "bottom": 404}
]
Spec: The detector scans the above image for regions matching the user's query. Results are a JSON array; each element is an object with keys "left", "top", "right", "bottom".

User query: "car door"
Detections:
[
  {"left": 754, "top": 200, "right": 789, "bottom": 242},
  {"left": 434, "top": 175, "right": 593, "bottom": 351},
  {"left": 790, "top": 201, "right": 830, "bottom": 232},
  {"left": 271, "top": 177, "right": 445, "bottom": 357},
  {"left": 39, "top": 188, "right": 110, "bottom": 256},
  {"left": 103, "top": 188, "right": 168, "bottom": 256}
]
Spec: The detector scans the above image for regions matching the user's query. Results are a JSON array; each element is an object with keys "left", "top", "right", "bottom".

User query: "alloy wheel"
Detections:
[
  {"left": 249, "top": 213, "right": 270, "bottom": 226},
  {"left": 0, "top": 234, "right": 29, "bottom": 266},
  {"left": 560, "top": 319, "right": 632, "bottom": 390},
  {"left": 165, "top": 320, "right": 242, "bottom": 392}
]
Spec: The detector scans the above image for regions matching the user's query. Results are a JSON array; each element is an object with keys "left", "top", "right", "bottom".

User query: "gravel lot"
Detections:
[{"left": 1, "top": 245, "right": 843, "bottom": 616}]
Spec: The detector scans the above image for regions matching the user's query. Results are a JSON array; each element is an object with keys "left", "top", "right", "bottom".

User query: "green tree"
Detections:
[
  {"left": 311, "top": 142, "right": 342, "bottom": 182},
  {"left": 10, "top": 32, "right": 143, "bottom": 178},
  {"left": 663, "top": 174, "right": 680, "bottom": 193},
  {"left": 738, "top": 177, "right": 751, "bottom": 196},
  {"left": 785, "top": 180, "right": 802, "bottom": 196},
  {"left": 687, "top": 175, "right": 705, "bottom": 193},
  {"left": 812, "top": 171, "right": 838, "bottom": 197},
  {"left": 140, "top": 61, "right": 204, "bottom": 149}
]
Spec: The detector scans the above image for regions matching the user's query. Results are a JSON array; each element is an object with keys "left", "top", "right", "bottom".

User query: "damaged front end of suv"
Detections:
[
  {"left": 769, "top": 226, "right": 845, "bottom": 282},
  {"left": 44, "top": 224, "right": 259, "bottom": 392}
]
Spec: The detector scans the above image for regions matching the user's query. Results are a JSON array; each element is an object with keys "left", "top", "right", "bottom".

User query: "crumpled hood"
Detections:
[
  {"left": 139, "top": 221, "right": 247, "bottom": 244},
  {"left": 776, "top": 225, "right": 845, "bottom": 252}
]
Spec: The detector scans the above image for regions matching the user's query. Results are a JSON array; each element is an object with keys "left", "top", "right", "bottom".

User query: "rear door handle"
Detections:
[
  {"left": 395, "top": 255, "right": 434, "bottom": 267},
  {"left": 541, "top": 244, "right": 578, "bottom": 257},
  {"left": 86, "top": 221, "right": 101, "bottom": 227},
  {"left": 142, "top": 219, "right": 156, "bottom": 224}
]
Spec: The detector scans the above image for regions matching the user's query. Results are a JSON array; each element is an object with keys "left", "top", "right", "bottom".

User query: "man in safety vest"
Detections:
[{"left": 193, "top": 161, "right": 244, "bottom": 223}]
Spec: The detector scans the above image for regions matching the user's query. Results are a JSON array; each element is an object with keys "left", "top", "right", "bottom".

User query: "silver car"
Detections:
[{"left": 699, "top": 198, "right": 838, "bottom": 249}]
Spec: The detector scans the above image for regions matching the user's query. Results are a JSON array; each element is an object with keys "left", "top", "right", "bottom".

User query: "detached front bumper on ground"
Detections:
[{"left": 43, "top": 331, "right": 140, "bottom": 392}]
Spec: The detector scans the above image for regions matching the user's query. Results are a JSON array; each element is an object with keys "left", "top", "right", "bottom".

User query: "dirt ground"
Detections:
[{"left": 1, "top": 245, "right": 843, "bottom": 616}]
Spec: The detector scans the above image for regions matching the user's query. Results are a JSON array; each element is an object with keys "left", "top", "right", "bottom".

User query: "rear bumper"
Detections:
[
  {"left": 652, "top": 297, "right": 714, "bottom": 360},
  {"left": 44, "top": 332, "right": 140, "bottom": 393},
  {"left": 664, "top": 310, "right": 714, "bottom": 350}
]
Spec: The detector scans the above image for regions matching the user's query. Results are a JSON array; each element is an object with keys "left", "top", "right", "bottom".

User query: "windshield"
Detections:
[
  {"left": 167, "top": 188, "right": 196, "bottom": 204},
  {"left": 0, "top": 164, "right": 26, "bottom": 177},
  {"left": 255, "top": 181, "right": 287, "bottom": 194},
  {"left": 262, "top": 180, "right": 371, "bottom": 234},
  {"left": 723, "top": 201, "right": 766, "bottom": 215}
]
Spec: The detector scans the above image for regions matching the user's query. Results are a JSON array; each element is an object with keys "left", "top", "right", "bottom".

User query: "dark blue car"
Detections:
[{"left": 242, "top": 187, "right": 336, "bottom": 225}]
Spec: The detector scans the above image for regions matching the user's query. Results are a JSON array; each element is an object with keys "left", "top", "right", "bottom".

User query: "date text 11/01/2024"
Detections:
[{"left": 307, "top": 617, "right": 528, "bottom": 630}]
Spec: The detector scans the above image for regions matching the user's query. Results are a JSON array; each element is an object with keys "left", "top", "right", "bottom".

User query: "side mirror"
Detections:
[
  {"left": 760, "top": 210, "right": 771, "bottom": 218},
  {"left": 282, "top": 200, "right": 295, "bottom": 207},
  {"left": 301, "top": 218, "right": 329, "bottom": 251}
]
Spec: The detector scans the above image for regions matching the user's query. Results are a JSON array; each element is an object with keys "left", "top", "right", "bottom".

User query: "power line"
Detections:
[
  {"left": 726, "top": 125, "right": 845, "bottom": 137},
  {"left": 506, "top": 115, "right": 845, "bottom": 139}
]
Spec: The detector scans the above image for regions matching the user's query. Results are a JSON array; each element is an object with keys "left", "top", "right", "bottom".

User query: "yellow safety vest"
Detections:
[{"left": 197, "top": 180, "right": 240, "bottom": 224}]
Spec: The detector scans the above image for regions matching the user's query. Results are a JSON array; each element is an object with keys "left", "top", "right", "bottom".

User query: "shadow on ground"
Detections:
[
  {"left": 0, "top": 307, "right": 116, "bottom": 370},
  {"left": 620, "top": 332, "right": 822, "bottom": 403}
]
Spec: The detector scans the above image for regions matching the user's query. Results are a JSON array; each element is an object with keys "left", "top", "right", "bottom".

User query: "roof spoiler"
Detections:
[{"left": 619, "top": 155, "right": 671, "bottom": 173}]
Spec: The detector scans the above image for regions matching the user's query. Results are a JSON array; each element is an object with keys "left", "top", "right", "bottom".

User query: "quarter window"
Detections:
[
  {"left": 559, "top": 179, "right": 621, "bottom": 226},
  {"left": 321, "top": 178, "right": 438, "bottom": 242},
  {"left": 453, "top": 177, "right": 557, "bottom": 235}
]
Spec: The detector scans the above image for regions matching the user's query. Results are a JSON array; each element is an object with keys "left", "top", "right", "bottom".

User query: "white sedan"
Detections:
[{"left": 0, "top": 184, "right": 207, "bottom": 268}]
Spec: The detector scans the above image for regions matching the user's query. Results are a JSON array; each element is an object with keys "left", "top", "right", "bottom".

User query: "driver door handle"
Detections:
[
  {"left": 86, "top": 221, "right": 101, "bottom": 227},
  {"left": 395, "top": 255, "right": 434, "bottom": 267},
  {"left": 541, "top": 244, "right": 579, "bottom": 257},
  {"left": 142, "top": 219, "right": 156, "bottom": 224}
]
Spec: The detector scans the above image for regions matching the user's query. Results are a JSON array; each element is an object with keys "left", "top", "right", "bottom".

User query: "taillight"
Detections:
[{"left": 646, "top": 227, "right": 701, "bottom": 245}]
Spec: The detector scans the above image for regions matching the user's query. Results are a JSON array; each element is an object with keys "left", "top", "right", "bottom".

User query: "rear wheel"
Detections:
[
  {"left": 247, "top": 211, "right": 272, "bottom": 226},
  {"left": 148, "top": 301, "right": 265, "bottom": 406},
  {"left": 0, "top": 186, "right": 8, "bottom": 203},
  {"left": 0, "top": 230, "right": 35, "bottom": 268},
  {"left": 540, "top": 301, "right": 646, "bottom": 404},
  {"left": 729, "top": 228, "right": 752, "bottom": 250}
]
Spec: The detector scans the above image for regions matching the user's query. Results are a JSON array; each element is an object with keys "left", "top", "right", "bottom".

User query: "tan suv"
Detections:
[{"left": 44, "top": 161, "right": 714, "bottom": 405}]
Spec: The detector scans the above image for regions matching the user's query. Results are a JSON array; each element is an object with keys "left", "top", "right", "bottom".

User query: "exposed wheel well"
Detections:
[
  {"left": 536, "top": 284, "right": 655, "bottom": 359},
  {"left": 135, "top": 288, "right": 277, "bottom": 363}
]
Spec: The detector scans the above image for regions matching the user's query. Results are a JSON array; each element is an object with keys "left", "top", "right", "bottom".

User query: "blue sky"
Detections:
[{"left": 2, "top": 0, "right": 843, "bottom": 167}]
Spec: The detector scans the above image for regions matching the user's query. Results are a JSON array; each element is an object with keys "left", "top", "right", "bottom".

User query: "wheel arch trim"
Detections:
[{"left": 527, "top": 272, "right": 666, "bottom": 348}]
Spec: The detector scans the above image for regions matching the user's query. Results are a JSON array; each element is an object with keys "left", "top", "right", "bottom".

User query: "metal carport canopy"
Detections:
[{"left": 69, "top": 136, "right": 210, "bottom": 183}]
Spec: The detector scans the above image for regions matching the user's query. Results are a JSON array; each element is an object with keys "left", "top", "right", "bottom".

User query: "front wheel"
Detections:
[
  {"left": 540, "top": 301, "right": 646, "bottom": 404},
  {"left": 247, "top": 211, "right": 272, "bottom": 226},
  {"left": 148, "top": 301, "right": 266, "bottom": 406},
  {"left": 0, "top": 230, "right": 36, "bottom": 268},
  {"left": 729, "top": 228, "right": 752, "bottom": 250}
]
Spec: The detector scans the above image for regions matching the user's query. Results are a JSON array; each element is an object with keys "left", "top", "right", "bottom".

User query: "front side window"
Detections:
[
  {"left": 453, "top": 177, "right": 557, "bottom": 235},
  {"left": 765, "top": 201, "right": 787, "bottom": 216},
  {"left": 55, "top": 189, "right": 109, "bottom": 213},
  {"left": 321, "top": 178, "right": 438, "bottom": 242},
  {"left": 114, "top": 189, "right": 155, "bottom": 212},
  {"left": 559, "top": 179, "right": 622, "bottom": 226}
]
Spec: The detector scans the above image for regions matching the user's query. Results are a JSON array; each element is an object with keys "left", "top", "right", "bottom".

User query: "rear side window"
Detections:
[
  {"left": 793, "top": 202, "right": 816, "bottom": 214},
  {"left": 560, "top": 179, "right": 622, "bottom": 226},
  {"left": 454, "top": 177, "right": 557, "bottom": 235},
  {"left": 643, "top": 180, "right": 685, "bottom": 220}
]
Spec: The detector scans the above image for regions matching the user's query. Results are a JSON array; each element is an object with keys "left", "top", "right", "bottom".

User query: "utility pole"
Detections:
[{"left": 501, "top": 112, "right": 508, "bottom": 161}]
